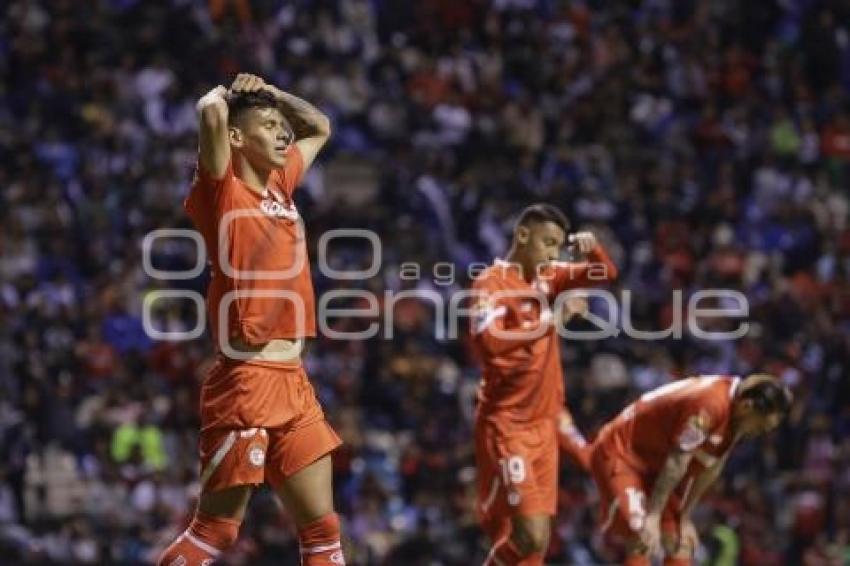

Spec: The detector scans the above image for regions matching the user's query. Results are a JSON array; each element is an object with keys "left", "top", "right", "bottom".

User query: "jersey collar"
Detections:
[{"left": 728, "top": 376, "right": 741, "bottom": 400}]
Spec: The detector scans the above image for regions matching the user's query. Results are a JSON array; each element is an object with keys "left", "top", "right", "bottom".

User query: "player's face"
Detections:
[
  {"left": 233, "top": 107, "right": 294, "bottom": 170},
  {"left": 737, "top": 406, "right": 784, "bottom": 439},
  {"left": 517, "top": 221, "right": 567, "bottom": 269}
]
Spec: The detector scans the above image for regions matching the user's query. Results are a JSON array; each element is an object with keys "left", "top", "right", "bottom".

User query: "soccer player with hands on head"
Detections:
[{"left": 157, "top": 73, "right": 345, "bottom": 566}]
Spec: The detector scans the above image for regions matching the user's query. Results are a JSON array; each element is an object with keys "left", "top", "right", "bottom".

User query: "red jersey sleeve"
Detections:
[
  {"left": 185, "top": 157, "right": 235, "bottom": 217},
  {"left": 548, "top": 244, "right": 618, "bottom": 296},
  {"left": 274, "top": 145, "right": 305, "bottom": 199},
  {"left": 470, "top": 274, "right": 550, "bottom": 356}
]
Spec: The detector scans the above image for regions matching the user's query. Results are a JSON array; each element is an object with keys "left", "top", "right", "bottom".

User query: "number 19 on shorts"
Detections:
[{"left": 498, "top": 456, "right": 527, "bottom": 485}]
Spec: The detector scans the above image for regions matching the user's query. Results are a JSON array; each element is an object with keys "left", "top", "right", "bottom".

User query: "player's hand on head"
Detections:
[
  {"left": 208, "top": 85, "right": 227, "bottom": 98},
  {"left": 196, "top": 85, "right": 228, "bottom": 110},
  {"left": 229, "top": 73, "right": 266, "bottom": 95},
  {"left": 569, "top": 231, "right": 598, "bottom": 254}
]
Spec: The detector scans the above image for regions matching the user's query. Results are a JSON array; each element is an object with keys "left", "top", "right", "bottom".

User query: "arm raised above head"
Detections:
[
  {"left": 262, "top": 85, "right": 331, "bottom": 171},
  {"left": 196, "top": 85, "right": 231, "bottom": 180}
]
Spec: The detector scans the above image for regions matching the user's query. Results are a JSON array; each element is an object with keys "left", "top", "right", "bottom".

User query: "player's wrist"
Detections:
[
  {"left": 197, "top": 86, "right": 227, "bottom": 112},
  {"left": 262, "top": 83, "right": 285, "bottom": 100}
]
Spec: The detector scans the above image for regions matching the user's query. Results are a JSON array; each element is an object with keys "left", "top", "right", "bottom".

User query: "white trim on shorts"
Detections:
[
  {"left": 301, "top": 541, "right": 342, "bottom": 554},
  {"left": 480, "top": 475, "right": 501, "bottom": 514},
  {"left": 199, "top": 431, "right": 237, "bottom": 488},
  {"left": 183, "top": 531, "right": 222, "bottom": 557}
]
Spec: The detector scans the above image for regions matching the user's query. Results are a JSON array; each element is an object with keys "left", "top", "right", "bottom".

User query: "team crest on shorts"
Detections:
[
  {"left": 330, "top": 550, "right": 345, "bottom": 564},
  {"left": 248, "top": 445, "right": 266, "bottom": 467}
]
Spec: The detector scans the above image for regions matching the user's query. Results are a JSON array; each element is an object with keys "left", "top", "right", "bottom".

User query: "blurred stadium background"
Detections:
[{"left": 2, "top": 0, "right": 849, "bottom": 564}]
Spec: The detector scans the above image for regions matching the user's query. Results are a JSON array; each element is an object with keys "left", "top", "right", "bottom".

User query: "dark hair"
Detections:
[
  {"left": 741, "top": 379, "right": 793, "bottom": 416},
  {"left": 227, "top": 90, "right": 281, "bottom": 125},
  {"left": 515, "top": 203, "right": 570, "bottom": 232}
]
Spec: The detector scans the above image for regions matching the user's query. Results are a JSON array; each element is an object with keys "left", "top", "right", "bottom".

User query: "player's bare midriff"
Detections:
[{"left": 230, "top": 337, "right": 303, "bottom": 363}]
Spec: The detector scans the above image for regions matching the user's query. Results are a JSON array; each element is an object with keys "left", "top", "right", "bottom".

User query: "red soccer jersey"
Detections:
[
  {"left": 185, "top": 146, "right": 316, "bottom": 349},
  {"left": 594, "top": 375, "right": 741, "bottom": 477},
  {"left": 470, "top": 245, "right": 618, "bottom": 422}
]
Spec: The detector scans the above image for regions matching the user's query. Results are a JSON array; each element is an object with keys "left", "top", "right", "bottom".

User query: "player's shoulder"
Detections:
[
  {"left": 471, "top": 263, "right": 503, "bottom": 287},
  {"left": 474, "top": 259, "right": 522, "bottom": 285},
  {"left": 694, "top": 374, "right": 738, "bottom": 395},
  {"left": 192, "top": 156, "right": 236, "bottom": 190},
  {"left": 272, "top": 145, "right": 305, "bottom": 192},
  {"left": 686, "top": 375, "right": 737, "bottom": 413}
]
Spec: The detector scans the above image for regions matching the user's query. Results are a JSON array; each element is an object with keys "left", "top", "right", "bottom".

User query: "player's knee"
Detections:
[
  {"left": 198, "top": 485, "right": 253, "bottom": 520},
  {"left": 624, "top": 537, "right": 649, "bottom": 557},
  {"left": 274, "top": 454, "right": 336, "bottom": 525},
  {"left": 662, "top": 532, "right": 678, "bottom": 556},
  {"left": 511, "top": 519, "right": 550, "bottom": 555}
]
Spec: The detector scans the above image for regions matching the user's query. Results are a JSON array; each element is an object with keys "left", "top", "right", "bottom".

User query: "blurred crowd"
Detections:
[{"left": 2, "top": 0, "right": 850, "bottom": 564}]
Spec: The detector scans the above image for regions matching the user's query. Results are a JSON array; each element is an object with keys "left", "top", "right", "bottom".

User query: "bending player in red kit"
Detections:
[
  {"left": 470, "top": 204, "right": 619, "bottom": 565},
  {"left": 157, "top": 73, "right": 344, "bottom": 565},
  {"left": 590, "top": 374, "right": 792, "bottom": 566}
]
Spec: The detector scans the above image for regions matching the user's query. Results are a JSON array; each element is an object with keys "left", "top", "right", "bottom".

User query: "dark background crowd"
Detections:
[{"left": 2, "top": 0, "right": 850, "bottom": 564}]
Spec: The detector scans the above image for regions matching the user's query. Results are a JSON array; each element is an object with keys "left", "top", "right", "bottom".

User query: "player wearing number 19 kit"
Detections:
[
  {"left": 590, "top": 374, "right": 792, "bottom": 566},
  {"left": 470, "top": 204, "right": 618, "bottom": 565}
]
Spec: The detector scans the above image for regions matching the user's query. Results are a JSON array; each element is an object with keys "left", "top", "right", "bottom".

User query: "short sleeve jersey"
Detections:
[
  {"left": 470, "top": 246, "right": 618, "bottom": 422},
  {"left": 595, "top": 375, "right": 741, "bottom": 476},
  {"left": 185, "top": 146, "right": 315, "bottom": 349}
]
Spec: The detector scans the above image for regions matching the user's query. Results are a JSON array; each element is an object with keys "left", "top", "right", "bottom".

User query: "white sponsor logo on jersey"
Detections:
[{"left": 260, "top": 187, "right": 300, "bottom": 220}]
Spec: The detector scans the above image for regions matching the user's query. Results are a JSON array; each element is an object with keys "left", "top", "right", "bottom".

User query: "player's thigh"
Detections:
[
  {"left": 198, "top": 485, "right": 254, "bottom": 521},
  {"left": 274, "top": 453, "right": 334, "bottom": 526},
  {"left": 595, "top": 465, "right": 650, "bottom": 545},
  {"left": 197, "top": 427, "right": 268, "bottom": 519},
  {"left": 508, "top": 428, "right": 557, "bottom": 553},
  {"left": 476, "top": 421, "right": 553, "bottom": 529}
]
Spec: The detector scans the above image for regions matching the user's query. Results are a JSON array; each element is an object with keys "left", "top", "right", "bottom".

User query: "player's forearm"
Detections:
[
  {"left": 586, "top": 244, "right": 618, "bottom": 282},
  {"left": 681, "top": 461, "right": 724, "bottom": 516},
  {"left": 552, "top": 244, "right": 618, "bottom": 294},
  {"left": 266, "top": 87, "right": 331, "bottom": 138},
  {"left": 647, "top": 451, "right": 691, "bottom": 517},
  {"left": 475, "top": 310, "right": 553, "bottom": 356},
  {"left": 195, "top": 86, "right": 231, "bottom": 178}
]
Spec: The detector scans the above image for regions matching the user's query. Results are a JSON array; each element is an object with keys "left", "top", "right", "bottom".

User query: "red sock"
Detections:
[
  {"left": 483, "top": 536, "right": 525, "bottom": 566},
  {"left": 157, "top": 512, "right": 240, "bottom": 566},
  {"left": 624, "top": 555, "right": 650, "bottom": 566},
  {"left": 663, "top": 557, "right": 691, "bottom": 566},
  {"left": 298, "top": 513, "right": 345, "bottom": 565}
]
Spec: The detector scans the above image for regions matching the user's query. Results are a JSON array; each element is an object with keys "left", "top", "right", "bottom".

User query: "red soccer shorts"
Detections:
[
  {"left": 590, "top": 446, "right": 682, "bottom": 546},
  {"left": 198, "top": 356, "right": 341, "bottom": 493},
  {"left": 475, "top": 415, "right": 559, "bottom": 541}
]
